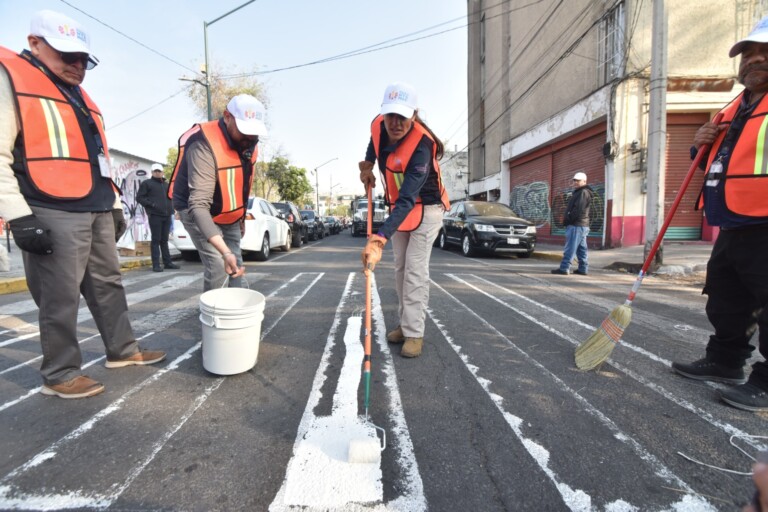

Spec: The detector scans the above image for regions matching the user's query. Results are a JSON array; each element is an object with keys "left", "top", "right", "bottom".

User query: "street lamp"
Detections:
[
  {"left": 313, "top": 157, "right": 338, "bottom": 214},
  {"left": 203, "top": 0, "right": 257, "bottom": 120}
]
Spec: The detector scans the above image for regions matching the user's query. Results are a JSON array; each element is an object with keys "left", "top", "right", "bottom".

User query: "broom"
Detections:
[
  {"left": 575, "top": 113, "right": 723, "bottom": 371},
  {"left": 348, "top": 184, "right": 386, "bottom": 463}
]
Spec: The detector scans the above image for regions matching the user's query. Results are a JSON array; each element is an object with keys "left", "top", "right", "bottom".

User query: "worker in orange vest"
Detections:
[
  {"left": 0, "top": 10, "right": 165, "bottom": 399},
  {"left": 360, "top": 82, "right": 450, "bottom": 358}
]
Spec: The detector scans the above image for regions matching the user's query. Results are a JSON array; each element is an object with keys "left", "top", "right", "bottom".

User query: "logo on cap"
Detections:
[
  {"left": 243, "top": 109, "right": 263, "bottom": 121},
  {"left": 388, "top": 90, "right": 409, "bottom": 102}
]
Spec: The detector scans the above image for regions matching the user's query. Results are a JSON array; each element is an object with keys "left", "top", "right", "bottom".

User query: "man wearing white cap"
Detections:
[
  {"left": 169, "top": 94, "right": 267, "bottom": 291},
  {"left": 671, "top": 15, "right": 768, "bottom": 412},
  {"left": 551, "top": 171, "right": 593, "bottom": 276},
  {"left": 0, "top": 10, "right": 166, "bottom": 399},
  {"left": 137, "top": 164, "right": 179, "bottom": 272}
]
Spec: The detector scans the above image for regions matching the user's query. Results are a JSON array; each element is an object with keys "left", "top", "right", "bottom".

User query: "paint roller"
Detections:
[{"left": 348, "top": 184, "right": 386, "bottom": 464}]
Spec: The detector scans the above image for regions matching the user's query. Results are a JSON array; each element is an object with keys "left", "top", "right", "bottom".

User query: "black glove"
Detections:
[
  {"left": 112, "top": 209, "right": 127, "bottom": 241},
  {"left": 10, "top": 214, "right": 53, "bottom": 255}
]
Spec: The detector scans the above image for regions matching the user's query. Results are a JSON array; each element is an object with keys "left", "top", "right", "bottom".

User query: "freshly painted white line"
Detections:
[
  {"left": 453, "top": 274, "right": 763, "bottom": 451},
  {"left": 271, "top": 272, "right": 425, "bottom": 512},
  {"left": 0, "top": 334, "right": 100, "bottom": 376},
  {"left": 430, "top": 278, "right": 716, "bottom": 511},
  {"left": 282, "top": 314, "right": 383, "bottom": 507}
]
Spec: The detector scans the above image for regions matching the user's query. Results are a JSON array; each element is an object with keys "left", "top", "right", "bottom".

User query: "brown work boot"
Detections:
[
  {"left": 401, "top": 337, "right": 423, "bottom": 358},
  {"left": 387, "top": 326, "right": 405, "bottom": 344},
  {"left": 105, "top": 349, "right": 166, "bottom": 369},
  {"left": 41, "top": 375, "right": 105, "bottom": 399}
]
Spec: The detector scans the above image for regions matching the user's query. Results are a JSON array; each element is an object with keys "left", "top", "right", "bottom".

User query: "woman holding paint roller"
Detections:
[{"left": 359, "top": 82, "right": 451, "bottom": 358}]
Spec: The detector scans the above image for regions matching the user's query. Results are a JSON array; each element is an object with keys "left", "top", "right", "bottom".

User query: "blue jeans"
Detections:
[{"left": 559, "top": 225, "right": 589, "bottom": 273}]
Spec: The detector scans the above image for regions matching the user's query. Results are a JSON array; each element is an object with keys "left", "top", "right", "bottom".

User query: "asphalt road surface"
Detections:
[{"left": 0, "top": 231, "right": 764, "bottom": 511}]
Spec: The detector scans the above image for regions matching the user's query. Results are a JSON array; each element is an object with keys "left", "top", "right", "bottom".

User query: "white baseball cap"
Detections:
[
  {"left": 729, "top": 15, "right": 768, "bottom": 57},
  {"left": 226, "top": 94, "right": 268, "bottom": 137},
  {"left": 573, "top": 172, "right": 587, "bottom": 181},
  {"left": 30, "top": 10, "right": 98, "bottom": 67},
  {"left": 151, "top": 163, "right": 163, "bottom": 172},
  {"left": 380, "top": 82, "right": 418, "bottom": 118}
]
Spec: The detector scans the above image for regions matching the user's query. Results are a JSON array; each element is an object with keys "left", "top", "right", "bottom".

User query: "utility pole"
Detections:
[{"left": 644, "top": 0, "right": 668, "bottom": 264}]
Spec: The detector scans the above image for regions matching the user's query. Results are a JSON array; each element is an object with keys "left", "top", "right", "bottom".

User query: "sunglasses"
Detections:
[{"left": 41, "top": 38, "right": 98, "bottom": 70}]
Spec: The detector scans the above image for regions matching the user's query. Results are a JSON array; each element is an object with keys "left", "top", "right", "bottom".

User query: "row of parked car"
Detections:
[{"left": 170, "top": 197, "right": 345, "bottom": 262}]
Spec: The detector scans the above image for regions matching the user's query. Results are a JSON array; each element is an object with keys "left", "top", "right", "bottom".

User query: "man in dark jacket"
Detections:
[
  {"left": 137, "top": 164, "right": 179, "bottom": 272},
  {"left": 551, "top": 172, "right": 593, "bottom": 275}
]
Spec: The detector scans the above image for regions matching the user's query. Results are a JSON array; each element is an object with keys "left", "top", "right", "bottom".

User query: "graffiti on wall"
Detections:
[
  {"left": 509, "top": 181, "right": 551, "bottom": 228},
  {"left": 510, "top": 181, "right": 605, "bottom": 236},
  {"left": 112, "top": 159, "right": 150, "bottom": 249}
]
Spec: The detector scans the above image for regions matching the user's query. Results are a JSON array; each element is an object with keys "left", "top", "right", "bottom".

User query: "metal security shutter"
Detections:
[
  {"left": 551, "top": 133, "right": 606, "bottom": 236},
  {"left": 664, "top": 114, "right": 710, "bottom": 240},
  {"left": 509, "top": 155, "right": 551, "bottom": 233}
]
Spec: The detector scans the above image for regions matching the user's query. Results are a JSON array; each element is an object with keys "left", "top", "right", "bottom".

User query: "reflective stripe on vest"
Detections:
[
  {"left": 0, "top": 46, "right": 113, "bottom": 200},
  {"left": 370, "top": 115, "right": 450, "bottom": 232},
  {"left": 168, "top": 120, "right": 257, "bottom": 225},
  {"left": 700, "top": 92, "right": 768, "bottom": 217}
]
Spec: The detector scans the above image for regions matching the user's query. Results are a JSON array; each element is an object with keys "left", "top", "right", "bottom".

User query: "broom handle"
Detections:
[
  {"left": 363, "top": 185, "right": 373, "bottom": 412},
  {"left": 626, "top": 112, "right": 723, "bottom": 304}
]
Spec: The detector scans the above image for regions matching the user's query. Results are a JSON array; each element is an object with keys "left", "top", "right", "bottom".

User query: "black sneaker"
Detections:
[
  {"left": 671, "top": 358, "right": 746, "bottom": 384},
  {"left": 152, "top": 266, "right": 163, "bottom": 273},
  {"left": 719, "top": 383, "right": 768, "bottom": 412},
  {"left": 164, "top": 263, "right": 181, "bottom": 270},
  {"left": 574, "top": 269, "right": 588, "bottom": 275},
  {"left": 550, "top": 269, "right": 569, "bottom": 275}
]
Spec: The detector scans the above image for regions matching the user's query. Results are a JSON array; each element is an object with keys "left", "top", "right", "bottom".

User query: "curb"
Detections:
[{"left": 0, "top": 258, "right": 153, "bottom": 296}]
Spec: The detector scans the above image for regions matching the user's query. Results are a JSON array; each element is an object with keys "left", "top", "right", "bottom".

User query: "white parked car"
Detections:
[
  {"left": 169, "top": 196, "right": 291, "bottom": 261},
  {"left": 242, "top": 196, "right": 291, "bottom": 261}
]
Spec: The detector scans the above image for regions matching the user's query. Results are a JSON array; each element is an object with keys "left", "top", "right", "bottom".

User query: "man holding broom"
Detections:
[{"left": 670, "top": 16, "right": 768, "bottom": 412}]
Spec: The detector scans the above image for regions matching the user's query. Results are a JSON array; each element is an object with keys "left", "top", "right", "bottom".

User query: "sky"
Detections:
[{"left": 0, "top": 0, "right": 469, "bottom": 199}]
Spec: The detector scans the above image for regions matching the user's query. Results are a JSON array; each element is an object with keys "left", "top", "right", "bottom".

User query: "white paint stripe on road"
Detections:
[
  {"left": 0, "top": 272, "right": 324, "bottom": 509},
  {"left": 458, "top": 274, "right": 764, "bottom": 451},
  {"left": 271, "top": 272, "right": 426, "bottom": 512},
  {"left": 0, "top": 274, "right": 202, "bottom": 349},
  {"left": 433, "top": 277, "right": 715, "bottom": 510},
  {"left": 0, "top": 333, "right": 151, "bottom": 413}
]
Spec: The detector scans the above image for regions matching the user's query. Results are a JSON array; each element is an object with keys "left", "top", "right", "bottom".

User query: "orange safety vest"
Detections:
[
  {"left": 370, "top": 115, "right": 450, "bottom": 232},
  {"left": 168, "top": 121, "right": 257, "bottom": 225},
  {"left": 697, "top": 92, "right": 768, "bottom": 217},
  {"left": 0, "top": 46, "right": 115, "bottom": 200}
]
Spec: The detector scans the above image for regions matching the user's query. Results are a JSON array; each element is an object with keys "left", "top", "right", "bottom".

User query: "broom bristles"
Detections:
[{"left": 575, "top": 304, "right": 632, "bottom": 370}]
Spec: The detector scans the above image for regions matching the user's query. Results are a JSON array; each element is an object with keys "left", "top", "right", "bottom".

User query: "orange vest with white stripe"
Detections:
[
  {"left": 370, "top": 115, "right": 450, "bottom": 232},
  {"left": 698, "top": 92, "right": 768, "bottom": 217},
  {"left": 168, "top": 121, "right": 256, "bottom": 225},
  {"left": 0, "top": 47, "right": 114, "bottom": 200}
]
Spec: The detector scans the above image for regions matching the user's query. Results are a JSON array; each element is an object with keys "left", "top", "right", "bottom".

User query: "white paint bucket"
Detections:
[{"left": 199, "top": 287, "right": 266, "bottom": 375}]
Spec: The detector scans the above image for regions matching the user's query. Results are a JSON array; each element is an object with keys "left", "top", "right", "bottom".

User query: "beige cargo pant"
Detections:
[{"left": 390, "top": 204, "right": 444, "bottom": 338}]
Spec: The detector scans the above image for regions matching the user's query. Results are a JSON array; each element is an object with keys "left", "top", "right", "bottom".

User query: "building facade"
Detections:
[{"left": 467, "top": 0, "right": 765, "bottom": 247}]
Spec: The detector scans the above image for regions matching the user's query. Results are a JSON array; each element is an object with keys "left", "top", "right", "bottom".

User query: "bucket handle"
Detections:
[{"left": 199, "top": 312, "right": 220, "bottom": 328}]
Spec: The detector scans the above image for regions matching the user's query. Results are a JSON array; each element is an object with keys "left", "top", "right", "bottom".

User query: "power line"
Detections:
[
  {"left": 58, "top": 0, "right": 198, "bottom": 74},
  {"left": 109, "top": 85, "right": 191, "bottom": 130}
]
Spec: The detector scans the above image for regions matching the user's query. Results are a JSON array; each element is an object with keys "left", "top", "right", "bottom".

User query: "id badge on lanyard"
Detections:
[
  {"left": 98, "top": 152, "right": 112, "bottom": 179},
  {"left": 705, "top": 156, "right": 724, "bottom": 187}
]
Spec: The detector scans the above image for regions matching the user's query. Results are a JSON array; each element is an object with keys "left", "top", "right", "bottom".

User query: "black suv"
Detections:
[
  {"left": 272, "top": 201, "right": 308, "bottom": 246},
  {"left": 300, "top": 210, "right": 324, "bottom": 240}
]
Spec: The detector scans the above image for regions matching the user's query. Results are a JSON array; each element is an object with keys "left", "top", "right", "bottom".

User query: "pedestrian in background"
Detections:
[
  {"left": 0, "top": 10, "right": 165, "bottom": 399},
  {"left": 137, "top": 163, "right": 179, "bottom": 272},
  {"left": 671, "top": 15, "right": 768, "bottom": 412},
  {"left": 360, "top": 82, "right": 451, "bottom": 358},
  {"left": 170, "top": 94, "right": 266, "bottom": 291},
  {"left": 551, "top": 172, "right": 593, "bottom": 276}
]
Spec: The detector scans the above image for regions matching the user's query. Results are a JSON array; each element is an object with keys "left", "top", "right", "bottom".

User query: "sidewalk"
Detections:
[
  {"left": 534, "top": 241, "right": 713, "bottom": 276},
  {"left": 0, "top": 238, "right": 713, "bottom": 295}
]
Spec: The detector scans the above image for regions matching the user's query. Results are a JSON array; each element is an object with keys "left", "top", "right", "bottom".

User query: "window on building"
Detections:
[{"left": 597, "top": 2, "right": 625, "bottom": 86}]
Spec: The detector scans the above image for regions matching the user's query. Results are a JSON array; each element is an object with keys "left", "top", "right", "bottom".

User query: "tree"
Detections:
[
  {"left": 186, "top": 66, "right": 268, "bottom": 121},
  {"left": 264, "top": 157, "right": 312, "bottom": 203}
]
